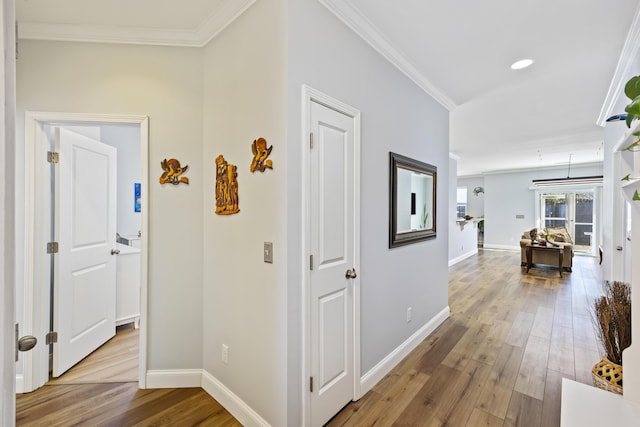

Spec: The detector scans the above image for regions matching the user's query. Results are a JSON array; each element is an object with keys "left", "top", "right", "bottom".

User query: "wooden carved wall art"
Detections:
[
  {"left": 250, "top": 137, "right": 273, "bottom": 173},
  {"left": 159, "top": 158, "right": 189, "bottom": 185},
  {"left": 215, "top": 154, "right": 240, "bottom": 215}
]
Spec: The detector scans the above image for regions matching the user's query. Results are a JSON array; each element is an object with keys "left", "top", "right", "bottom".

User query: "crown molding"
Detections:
[
  {"left": 318, "top": 0, "right": 456, "bottom": 111},
  {"left": 17, "top": 0, "right": 256, "bottom": 48},
  {"left": 597, "top": 2, "right": 640, "bottom": 126},
  {"left": 481, "top": 161, "right": 604, "bottom": 177}
]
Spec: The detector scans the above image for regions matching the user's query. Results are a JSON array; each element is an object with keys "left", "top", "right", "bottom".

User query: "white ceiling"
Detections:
[{"left": 16, "top": 0, "right": 640, "bottom": 175}]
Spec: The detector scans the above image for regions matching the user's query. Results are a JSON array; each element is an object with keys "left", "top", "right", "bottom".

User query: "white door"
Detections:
[
  {"left": 53, "top": 128, "right": 117, "bottom": 377},
  {"left": 309, "top": 100, "right": 358, "bottom": 426}
]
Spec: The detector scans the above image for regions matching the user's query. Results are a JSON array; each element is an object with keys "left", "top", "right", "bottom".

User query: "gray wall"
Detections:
[
  {"left": 288, "top": 0, "right": 450, "bottom": 423},
  {"left": 16, "top": 40, "right": 205, "bottom": 372},
  {"left": 449, "top": 158, "right": 477, "bottom": 264},
  {"left": 201, "top": 0, "right": 288, "bottom": 424},
  {"left": 458, "top": 176, "right": 485, "bottom": 218},
  {"left": 100, "top": 124, "right": 141, "bottom": 238},
  {"left": 483, "top": 164, "right": 603, "bottom": 249},
  {"left": 14, "top": 2, "right": 452, "bottom": 424}
]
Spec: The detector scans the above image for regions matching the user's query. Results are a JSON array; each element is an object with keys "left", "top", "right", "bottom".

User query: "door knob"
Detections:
[
  {"left": 616, "top": 246, "right": 623, "bottom": 251},
  {"left": 111, "top": 248, "right": 121, "bottom": 255},
  {"left": 18, "top": 335, "right": 38, "bottom": 352},
  {"left": 345, "top": 268, "right": 357, "bottom": 279}
]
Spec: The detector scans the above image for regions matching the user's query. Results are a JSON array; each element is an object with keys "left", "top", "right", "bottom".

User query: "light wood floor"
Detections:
[
  {"left": 17, "top": 250, "right": 603, "bottom": 426},
  {"left": 48, "top": 323, "right": 139, "bottom": 384},
  {"left": 327, "top": 249, "right": 603, "bottom": 426},
  {"left": 17, "top": 324, "right": 241, "bottom": 426},
  {"left": 16, "top": 383, "right": 241, "bottom": 426}
]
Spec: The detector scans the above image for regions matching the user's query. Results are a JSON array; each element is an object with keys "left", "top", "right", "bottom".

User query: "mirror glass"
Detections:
[{"left": 389, "top": 152, "right": 437, "bottom": 247}]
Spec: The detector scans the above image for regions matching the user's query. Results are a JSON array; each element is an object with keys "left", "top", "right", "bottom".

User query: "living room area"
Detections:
[
  {"left": 448, "top": 117, "right": 639, "bottom": 424},
  {"left": 450, "top": 161, "right": 603, "bottom": 265}
]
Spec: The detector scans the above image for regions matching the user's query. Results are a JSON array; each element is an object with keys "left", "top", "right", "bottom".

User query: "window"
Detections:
[
  {"left": 456, "top": 188, "right": 467, "bottom": 218},
  {"left": 539, "top": 190, "right": 595, "bottom": 252}
]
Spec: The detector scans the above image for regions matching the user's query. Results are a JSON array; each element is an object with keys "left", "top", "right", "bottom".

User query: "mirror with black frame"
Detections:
[{"left": 389, "top": 152, "right": 437, "bottom": 248}]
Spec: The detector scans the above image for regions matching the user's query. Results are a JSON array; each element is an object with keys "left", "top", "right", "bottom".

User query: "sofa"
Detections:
[{"left": 520, "top": 227, "right": 573, "bottom": 272}]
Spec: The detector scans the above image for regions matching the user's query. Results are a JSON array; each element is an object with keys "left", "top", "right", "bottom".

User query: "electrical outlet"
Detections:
[
  {"left": 222, "top": 344, "right": 229, "bottom": 365},
  {"left": 406, "top": 307, "right": 412, "bottom": 323}
]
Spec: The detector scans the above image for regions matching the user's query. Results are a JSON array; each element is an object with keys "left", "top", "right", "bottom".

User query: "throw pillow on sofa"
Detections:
[{"left": 545, "top": 226, "right": 572, "bottom": 244}]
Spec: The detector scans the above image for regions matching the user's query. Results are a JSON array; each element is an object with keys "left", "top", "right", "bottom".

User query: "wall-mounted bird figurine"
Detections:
[
  {"left": 250, "top": 137, "right": 273, "bottom": 173},
  {"left": 159, "top": 158, "right": 189, "bottom": 185}
]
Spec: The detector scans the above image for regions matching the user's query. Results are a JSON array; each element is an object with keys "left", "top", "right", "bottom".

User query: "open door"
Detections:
[{"left": 52, "top": 128, "right": 117, "bottom": 377}]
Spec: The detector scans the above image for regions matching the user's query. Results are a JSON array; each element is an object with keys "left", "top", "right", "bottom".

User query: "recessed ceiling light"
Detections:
[{"left": 511, "top": 59, "right": 534, "bottom": 70}]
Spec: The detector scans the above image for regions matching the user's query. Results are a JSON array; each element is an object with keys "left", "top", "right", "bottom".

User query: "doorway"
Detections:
[
  {"left": 20, "top": 112, "right": 149, "bottom": 393},
  {"left": 302, "top": 86, "right": 361, "bottom": 426},
  {"left": 539, "top": 190, "right": 596, "bottom": 253}
]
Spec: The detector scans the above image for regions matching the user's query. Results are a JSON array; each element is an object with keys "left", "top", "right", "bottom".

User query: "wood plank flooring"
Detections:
[
  {"left": 17, "top": 324, "right": 241, "bottom": 426},
  {"left": 17, "top": 249, "right": 604, "bottom": 426},
  {"left": 327, "top": 249, "right": 604, "bottom": 427},
  {"left": 48, "top": 323, "right": 139, "bottom": 384},
  {"left": 16, "top": 383, "right": 241, "bottom": 426}
]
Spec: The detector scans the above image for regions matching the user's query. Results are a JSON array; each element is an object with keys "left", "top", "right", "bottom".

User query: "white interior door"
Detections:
[
  {"left": 53, "top": 128, "right": 117, "bottom": 377},
  {"left": 309, "top": 100, "right": 357, "bottom": 426}
]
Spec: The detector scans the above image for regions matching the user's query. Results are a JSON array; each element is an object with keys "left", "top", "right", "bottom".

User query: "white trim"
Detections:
[
  {"left": 597, "top": 2, "right": 640, "bottom": 126},
  {"left": 359, "top": 306, "right": 450, "bottom": 394},
  {"left": 201, "top": 370, "right": 271, "bottom": 427},
  {"left": 145, "top": 369, "right": 202, "bottom": 389},
  {"left": 21, "top": 112, "right": 149, "bottom": 392},
  {"left": 15, "top": 375, "right": 23, "bottom": 394},
  {"left": 448, "top": 249, "right": 478, "bottom": 267},
  {"left": 17, "top": 0, "right": 256, "bottom": 48},
  {"left": 317, "top": 0, "right": 456, "bottom": 111},
  {"left": 301, "top": 85, "right": 362, "bottom": 425},
  {"left": 1, "top": 2, "right": 16, "bottom": 425},
  {"left": 136, "top": 369, "right": 274, "bottom": 425},
  {"left": 482, "top": 244, "right": 520, "bottom": 251}
]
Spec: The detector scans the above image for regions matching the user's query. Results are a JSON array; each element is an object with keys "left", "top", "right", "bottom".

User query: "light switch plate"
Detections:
[{"left": 264, "top": 242, "right": 273, "bottom": 263}]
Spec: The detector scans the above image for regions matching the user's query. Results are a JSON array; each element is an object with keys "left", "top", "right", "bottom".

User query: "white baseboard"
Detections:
[
  {"left": 448, "top": 248, "right": 478, "bottom": 267},
  {"left": 483, "top": 244, "right": 519, "bottom": 251},
  {"left": 359, "top": 306, "right": 450, "bottom": 394},
  {"left": 144, "top": 369, "right": 269, "bottom": 426},
  {"left": 16, "top": 374, "right": 24, "bottom": 394},
  {"left": 145, "top": 369, "right": 203, "bottom": 388},
  {"left": 201, "top": 370, "right": 271, "bottom": 427}
]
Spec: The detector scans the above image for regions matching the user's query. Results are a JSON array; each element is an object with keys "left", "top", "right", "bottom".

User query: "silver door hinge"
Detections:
[
  {"left": 310, "top": 255, "right": 314, "bottom": 271},
  {"left": 46, "top": 332, "right": 58, "bottom": 345},
  {"left": 310, "top": 133, "right": 314, "bottom": 149},
  {"left": 15, "top": 23, "right": 18, "bottom": 60},
  {"left": 47, "top": 151, "right": 59, "bottom": 164},
  {"left": 310, "top": 376, "right": 314, "bottom": 393},
  {"left": 15, "top": 323, "right": 19, "bottom": 362},
  {"left": 47, "top": 242, "right": 59, "bottom": 254}
]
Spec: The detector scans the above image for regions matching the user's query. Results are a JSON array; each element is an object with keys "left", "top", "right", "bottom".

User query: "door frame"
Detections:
[
  {"left": 534, "top": 185, "right": 601, "bottom": 257},
  {"left": 21, "top": 111, "right": 149, "bottom": 392},
  {"left": 301, "top": 85, "right": 361, "bottom": 425},
  {"left": 1, "top": 0, "right": 16, "bottom": 423}
]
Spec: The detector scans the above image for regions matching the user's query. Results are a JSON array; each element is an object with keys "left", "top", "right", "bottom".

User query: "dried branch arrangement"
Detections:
[{"left": 593, "top": 281, "right": 632, "bottom": 365}]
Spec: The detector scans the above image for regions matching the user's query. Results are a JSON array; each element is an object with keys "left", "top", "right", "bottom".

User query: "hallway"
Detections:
[
  {"left": 16, "top": 250, "right": 603, "bottom": 426},
  {"left": 328, "top": 250, "right": 602, "bottom": 426}
]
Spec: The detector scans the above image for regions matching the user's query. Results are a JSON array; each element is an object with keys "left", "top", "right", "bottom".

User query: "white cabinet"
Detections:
[
  {"left": 115, "top": 243, "right": 141, "bottom": 327},
  {"left": 618, "top": 127, "right": 640, "bottom": 403}
]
